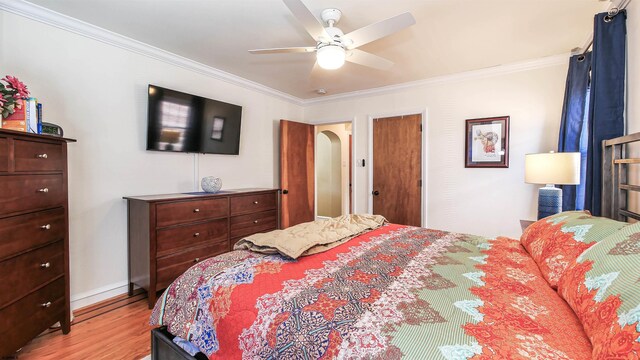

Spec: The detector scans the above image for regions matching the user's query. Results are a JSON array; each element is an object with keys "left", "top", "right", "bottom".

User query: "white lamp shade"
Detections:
[
  {"left": 317, "top": 45, "right": 345, "bottom": 70},
  {"left": 525, "top": 152, "right": 581, "bottom": 185}
]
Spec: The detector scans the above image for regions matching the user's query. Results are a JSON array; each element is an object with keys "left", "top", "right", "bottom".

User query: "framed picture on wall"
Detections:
[{"left": 465, "top": 116, "right": 510, "bottom": 168}]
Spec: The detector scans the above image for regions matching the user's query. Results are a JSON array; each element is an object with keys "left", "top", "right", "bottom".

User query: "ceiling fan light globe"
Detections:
[{"left": 317, "top": 45, "right": 345, "bottom": 70}]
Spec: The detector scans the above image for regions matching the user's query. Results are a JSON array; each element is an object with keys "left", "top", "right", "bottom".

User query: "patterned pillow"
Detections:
[
  {"left": 558, "top": 221, "right": 640, "bottom": 359},
  {"left": 520, "top": 211, "right": 627, "bottom": 288}
]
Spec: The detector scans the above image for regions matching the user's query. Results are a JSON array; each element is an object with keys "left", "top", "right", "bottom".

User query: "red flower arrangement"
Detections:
[{"left": 1, "top": 75, "right": 30, "bottom": 119}]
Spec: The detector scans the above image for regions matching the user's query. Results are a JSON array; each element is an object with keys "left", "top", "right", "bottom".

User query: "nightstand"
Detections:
[{"left": 520, "top": 220, "right": 536, "bottom": 233}]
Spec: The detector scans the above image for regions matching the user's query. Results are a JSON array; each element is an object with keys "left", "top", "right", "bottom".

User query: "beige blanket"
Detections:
[{"left": 233, "top": 214, "right": 387, "bottom": 259}]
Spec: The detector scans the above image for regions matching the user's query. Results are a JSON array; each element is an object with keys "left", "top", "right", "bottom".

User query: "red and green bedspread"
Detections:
[{"left": 150, "top": 224, "right": 592, "bottom": 359}]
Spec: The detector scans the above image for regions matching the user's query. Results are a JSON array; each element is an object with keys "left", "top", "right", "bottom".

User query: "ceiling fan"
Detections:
[{"left": 248, "top": 0, "right": 416, "bottom": 71}]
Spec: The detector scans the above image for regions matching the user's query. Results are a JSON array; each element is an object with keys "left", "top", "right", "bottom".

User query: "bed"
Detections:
[{"left": 149, "top": 134, "right": 640, "bottom": 360}]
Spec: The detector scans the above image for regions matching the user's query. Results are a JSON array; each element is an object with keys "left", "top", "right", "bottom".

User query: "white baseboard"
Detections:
[{"left": 70, "top": 281, "right": 130, "bottom": 310}]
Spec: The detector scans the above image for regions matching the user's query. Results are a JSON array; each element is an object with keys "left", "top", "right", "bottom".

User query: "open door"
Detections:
[{"left": 280, "top": 120, "right": 315, "bottom": 228}]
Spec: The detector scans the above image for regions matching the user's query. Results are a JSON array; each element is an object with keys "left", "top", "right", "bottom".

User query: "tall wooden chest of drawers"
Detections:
[
  {"left": 0, "top": 129, "right": 75, "bottom": 356},
  {"left": 124, "top": 189, "right": 279, "bottom": 307}
]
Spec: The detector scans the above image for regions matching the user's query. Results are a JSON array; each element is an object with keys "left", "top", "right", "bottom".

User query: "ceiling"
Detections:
[{"left": 26, "top": 0, "right": 606, "bottom": 99}]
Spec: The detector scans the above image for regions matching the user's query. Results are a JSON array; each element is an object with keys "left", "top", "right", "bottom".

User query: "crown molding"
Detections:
[
  {"left": 302, "top": 54, "right": 570, "bottom": 105},
  {"left": 0, "top": 0, "right": 305, "bottom": 106}
]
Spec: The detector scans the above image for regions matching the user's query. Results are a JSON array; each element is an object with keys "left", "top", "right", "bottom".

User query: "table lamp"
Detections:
[{"left": 525, "top": 152, "right": 581, "bottom": 219}]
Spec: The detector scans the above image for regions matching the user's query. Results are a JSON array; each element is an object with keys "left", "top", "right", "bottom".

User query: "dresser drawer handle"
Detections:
[
  {"left": 40, "top": 302, "right": 52, "bottom": 308},
  {"left": 194, "top": 258, "right": 200, "bottom": 263},
  {"left": 194, "top": 232, "right": 200, "bottom": 237},
  {"left": 37, "top": 153, "right": 48, "bottom": 159},
  {"left": 41, "top": 224, "right": 51, "bottom": 230},
  {"left": 253, "top": 220, "right": 259, "bottom": 224},
  {"left": 38, "top": 188, "right": 49, "bottom": 193},
  {"left": 253, "top": 201, "right": 259, "bottom": 204},
  {"left": 41, "top": 262, "right": 51, "bottom": 268},
  {"left": 193, "top": 208, "right": 200, "bottom": 213}
]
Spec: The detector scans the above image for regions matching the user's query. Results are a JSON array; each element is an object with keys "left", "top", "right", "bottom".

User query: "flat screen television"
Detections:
[{"left": 147, "top": 85, "right": 242, "bottom": 154}]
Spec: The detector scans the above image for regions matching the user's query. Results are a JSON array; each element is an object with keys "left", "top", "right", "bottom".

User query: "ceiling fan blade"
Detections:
[
  {"left": 344, "top": 12, "right": 415, "bottom": 49},
  {"left": 283, "top": 0, "right": 331, "bottom": 41},
  {"left": 346, "top": 49, "right": 394, "bottom": 71},
  {"left": 249, "top": 46, "right": 316, "bottom": 54}
]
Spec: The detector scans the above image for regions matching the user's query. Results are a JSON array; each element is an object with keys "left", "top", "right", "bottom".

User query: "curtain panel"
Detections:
[
  {"left": 558, "top": 53, "right": 592, "bottom": 211},
  {"left": 585, "top": 10, "right": 626, "bottom": 216}
]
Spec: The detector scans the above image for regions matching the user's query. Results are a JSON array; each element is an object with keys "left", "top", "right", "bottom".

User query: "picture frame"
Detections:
[{"left": 465, "top": 116, "right": 510, "bottom": 168}]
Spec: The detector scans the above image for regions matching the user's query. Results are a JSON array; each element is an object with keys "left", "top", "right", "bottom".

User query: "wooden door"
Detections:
[
  {"left": 280, "top": 120, "right": 315, "bottom": 228},
  {"left": 372, "top": 114, "right": 422, "bottom": 226}
]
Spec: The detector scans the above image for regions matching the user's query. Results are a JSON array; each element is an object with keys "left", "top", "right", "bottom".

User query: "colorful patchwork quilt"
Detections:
[{"left": 150, "top": 224, "right": 591, "bottom": 359}]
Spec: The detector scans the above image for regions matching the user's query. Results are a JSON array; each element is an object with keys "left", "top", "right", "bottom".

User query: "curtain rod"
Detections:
[{"left": 575, "top": 0, "right": 631, "bottom": 58}]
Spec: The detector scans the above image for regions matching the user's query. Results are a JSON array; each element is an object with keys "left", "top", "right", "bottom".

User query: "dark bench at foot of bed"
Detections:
[{"left": 151, "top": 327, "right": 206, "bottom": 360}]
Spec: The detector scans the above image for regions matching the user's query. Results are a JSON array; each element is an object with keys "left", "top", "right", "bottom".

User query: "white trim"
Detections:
[
  {"left": 0, "top": 0, "right": 304, "bottom": 106},
  {"left": 351, "top": 118, "right": 357, "bottom": 214},
  {"left": 368, "top": 116, "right": 374, "bottom": 216},
  {"left": 70, "top": 281, "right": 129, "bottom": 310},
  {"left": 304, "top": 55, "right": 569, "bottom": 105},
  {"left": 421, "top": 109, "right": 429, "bottom": 228},
  {"left": 311, "top": 117, "right": 356, "bottom": 216},
  {"left": 368, "top": 109, "right": 428, "bottom": 227}
]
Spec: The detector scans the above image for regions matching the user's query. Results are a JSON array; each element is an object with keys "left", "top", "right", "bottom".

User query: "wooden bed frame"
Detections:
[
  {"left": 602, "top": 132, "right": 640, "bottom": 221},
  {"left": 151, "top": 132, "right": 640, "bottom": 359}
]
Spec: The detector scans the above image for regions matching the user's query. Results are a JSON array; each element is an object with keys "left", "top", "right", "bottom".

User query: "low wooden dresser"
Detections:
[
  {"left": 124, "top": 189, "right": 279, "bottom": 307},
  {"left": 0, "top": 129, "right": 75, "bottom": 357}
]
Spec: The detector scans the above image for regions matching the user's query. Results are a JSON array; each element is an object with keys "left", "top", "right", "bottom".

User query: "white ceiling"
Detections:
[{"left": 26, "top": 0, "right": 606, "bottom": 99}]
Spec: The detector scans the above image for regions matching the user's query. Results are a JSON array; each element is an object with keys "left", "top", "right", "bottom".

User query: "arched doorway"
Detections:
[{"left": 317, "top": 130, "right": 342, "bottom": 217}]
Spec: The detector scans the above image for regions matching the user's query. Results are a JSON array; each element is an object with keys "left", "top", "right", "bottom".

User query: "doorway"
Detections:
[
  {"left": 315, "top": 122, "right": 353, "bottom": 219},
  {"left": 370, "top": 114, "right": 423, "bottom": 226}
]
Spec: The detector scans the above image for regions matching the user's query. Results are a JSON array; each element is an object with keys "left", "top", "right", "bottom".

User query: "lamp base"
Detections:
[{"left": 538, "top": 185, "right": 562, "bottom": 220}]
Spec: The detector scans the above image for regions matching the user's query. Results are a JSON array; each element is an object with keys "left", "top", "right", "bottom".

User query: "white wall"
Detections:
[
  {"left": 306, "top": 64, "right": 569, "bottom": 239},
  {"left": 0, "top": 11, "right": 303, "bottom": 308},
  {"left": 316, "top": 123, "right": 351, "bottom": 217}
]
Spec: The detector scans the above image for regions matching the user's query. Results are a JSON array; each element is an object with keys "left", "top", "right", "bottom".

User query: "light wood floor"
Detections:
[{"left": 16, "top": 292, "right": 153, "bottom": 360}]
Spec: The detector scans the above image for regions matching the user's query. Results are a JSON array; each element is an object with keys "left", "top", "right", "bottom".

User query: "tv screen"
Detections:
[{"left": 147, "top": 85, "right": 242, "bottom": 154}]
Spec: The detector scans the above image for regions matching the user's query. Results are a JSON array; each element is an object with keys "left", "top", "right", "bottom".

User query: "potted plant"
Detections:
[{"left": 1, "top": 75, "right": 30, "bottom": 119}]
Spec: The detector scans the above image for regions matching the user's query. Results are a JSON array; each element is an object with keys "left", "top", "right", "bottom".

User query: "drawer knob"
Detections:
[
  {"left": 37, "top": 153, "right": 48, "bottom": 159},
  {"left": 253, "top": 220, "right": 259, "bottom": 224},
  {"left": 40, "top": 302, "right": 52, "bottom": 308},
  {"left": 253, "top": 201, "right": 259, "bottom": 204},
  {"left": 38, "top": 188, "right": 49, "bottom": 193},
  {"left": 194, "top": 258, "right": 200, "bottom": 263},
  {"left": 193, "top": 208, "right": 200, "bottom": 213},
  {"left": 194, "top": 232, "right": 200, "bottom": 237},
  {"left": 41, "top": 262, "right": 51, "bottom": 268},
  {"left": 41, "top": 224, "right": 51, "bottom": 230}
]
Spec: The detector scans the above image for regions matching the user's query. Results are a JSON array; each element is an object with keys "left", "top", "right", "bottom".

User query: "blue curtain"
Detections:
[
  {"left": 558, "top": 53, "right": 592, "bottom": 211},
  {"left": 585, "top": 10, "right": 627, "bottom": 216}
]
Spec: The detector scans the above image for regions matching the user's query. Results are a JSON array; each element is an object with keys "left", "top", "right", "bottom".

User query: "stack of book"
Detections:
[{"left": 1, "top": 98, "right": 42, "bottom": 133}]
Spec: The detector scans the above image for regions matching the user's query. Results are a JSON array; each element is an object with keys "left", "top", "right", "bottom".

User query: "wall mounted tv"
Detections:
[{"left": 147, "top": 85, "right": 242, "bottom": 155}]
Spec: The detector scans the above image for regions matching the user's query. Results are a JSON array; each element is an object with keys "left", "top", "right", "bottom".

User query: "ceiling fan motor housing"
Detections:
[
  {"left": 321, "top": 8, "right": 342, "bottom": 26},
  {"left": 323, "top": 27, "right": 345, "bottom": 44}
]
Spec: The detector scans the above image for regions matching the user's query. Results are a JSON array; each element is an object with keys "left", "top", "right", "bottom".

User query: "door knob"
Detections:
[
  {"left": 282, "top": 189, "right": 289, "bottom": 194},
  {"left": 372, "top": 190, "right": 380, "bottom": 196}
]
